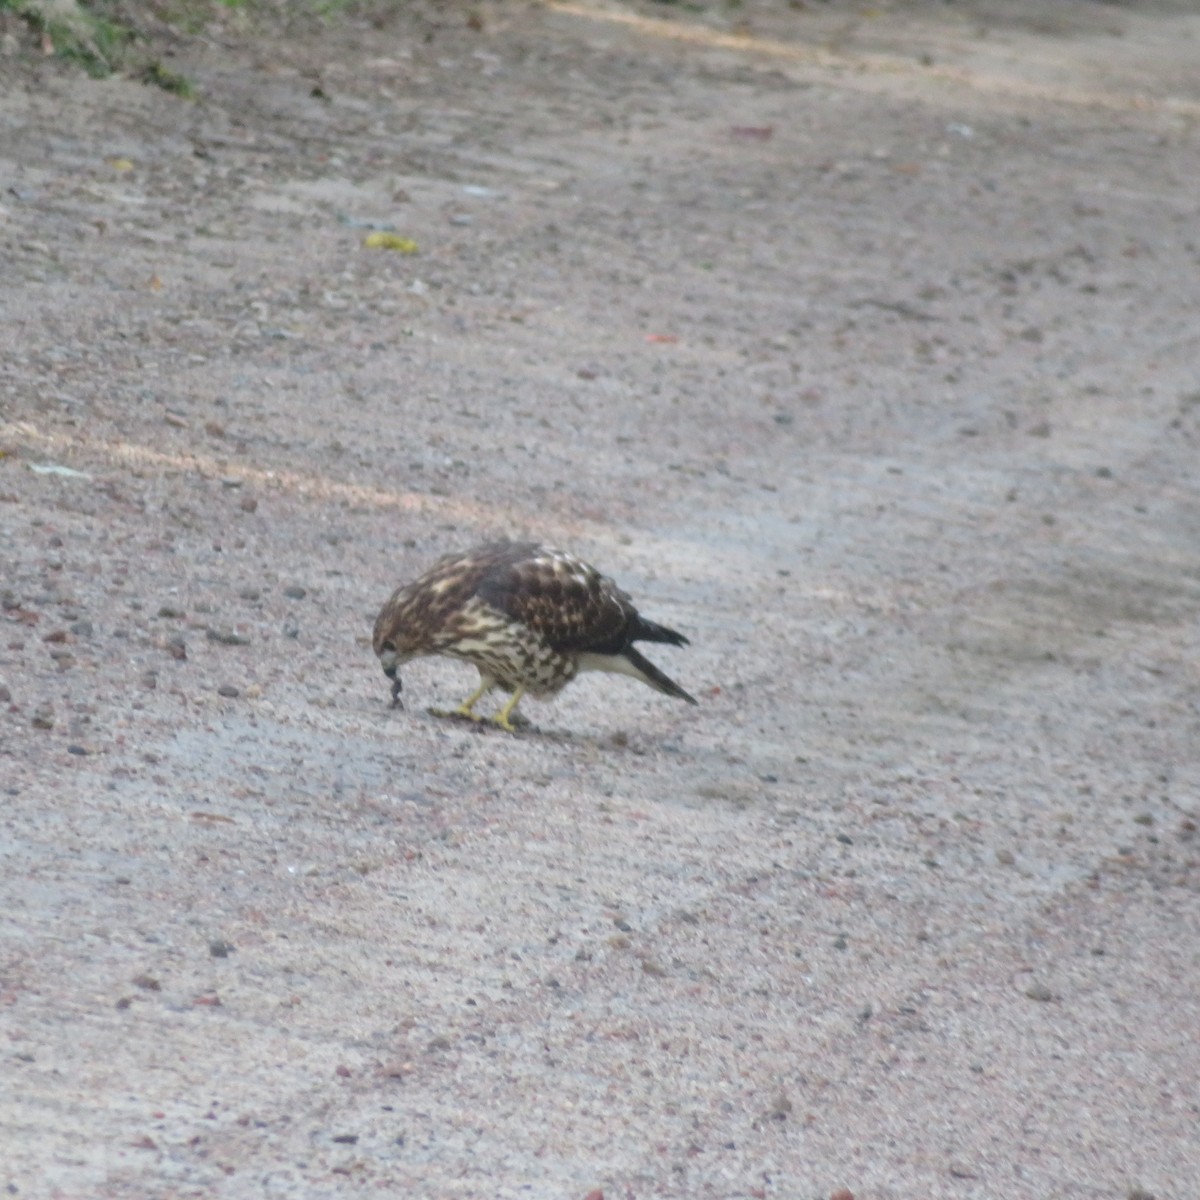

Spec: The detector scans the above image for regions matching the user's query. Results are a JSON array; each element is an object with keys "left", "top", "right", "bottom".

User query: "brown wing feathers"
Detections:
[{"left": 472, "top": 544, "right": 690, "bottom": 658}]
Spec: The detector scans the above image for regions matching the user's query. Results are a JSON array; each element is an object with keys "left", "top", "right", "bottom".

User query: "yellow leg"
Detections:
[
  {"left": 491, "top": 685, "right": 526, "bottom": 732},
  {"left": 430, "top": 675, "right": 492, "bottom": 722},
  {"left": 455, "top": 677, "right": 493, "bottom": 718}
]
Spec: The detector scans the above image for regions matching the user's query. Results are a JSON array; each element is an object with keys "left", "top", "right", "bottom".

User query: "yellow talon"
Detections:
[
  {"left": 429, "top": 676, "right": 495, "bottom": 724},
  {"left": 428, "top": 678, "right": 527, "bottom": 732},
  {"left": 428, "top": 705, "right": 483, "bottom": 722},
  {"left": 491, "top": 685, "right": 526, "bottom": 733}
]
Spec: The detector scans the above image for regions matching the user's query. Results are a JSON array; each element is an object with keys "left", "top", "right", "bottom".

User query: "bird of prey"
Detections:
[{"left": 372, "top": 541, "right": 697, "bottom": 731}]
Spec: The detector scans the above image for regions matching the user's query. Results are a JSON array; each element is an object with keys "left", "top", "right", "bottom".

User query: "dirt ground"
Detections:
[{"left": 2, "top": 1, "right": 1199, "bottom": 1196}]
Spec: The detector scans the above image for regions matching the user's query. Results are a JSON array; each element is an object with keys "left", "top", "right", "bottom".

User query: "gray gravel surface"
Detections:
[{"left": 1, "top": 2, "right": 1198, "bottom": 1197}]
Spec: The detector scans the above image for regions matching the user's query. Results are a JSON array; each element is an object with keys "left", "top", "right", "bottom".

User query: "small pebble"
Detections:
[
  {"left": 158, "top": 605, "right": 185, "bottom": 619},
  {"left": 31, "top": 705, "right": 54, "bottom": 730},
  {"left": 239, "top": 496, "right": 258, "bottom": 513},
  {"left": 217, "top": 684, "right": 240, "bottom": 698},
  {"left": 67, "top": 744, "right": 88, "bottom": 756},
  {"left": 70, "top": 619, "right": 94, "bottom": 638},
  {"left": 238, "top": 587, "right": 261, "bottom": 601},
  {"left": 283, "top": 585, "right": 307, "bottom": 600},
  {"left": 207, "top": 627, "right": 250, "bottom": 646},
  {"left": 166, "top": 634, "right": 187, "bottom": 660},
  {"left": 1025, "top": 982, "right": 1054, "bottom": 1002},
  {"left": 209, "top": 939, "right": 235, "bottom": 958}
]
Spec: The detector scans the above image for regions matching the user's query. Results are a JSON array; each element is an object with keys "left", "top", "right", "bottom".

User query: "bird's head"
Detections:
[
  {"left": 373, "top": 590, "right": 430, "bottom": 708},
  {"left": 375, "top": 636, "right": 414, "bottom": 707},
  {"left": 374, "top": 622, "right": 427, "bottom": 670}
]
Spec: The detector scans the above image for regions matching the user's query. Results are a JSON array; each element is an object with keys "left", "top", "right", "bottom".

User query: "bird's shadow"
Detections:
[
  {"left": 385, "top": 701, "right": 659, "bottom": 751},
  {"left": 424, "top": 706, "right": 580, "bottom": 743},
  {"left": 379, "top": 695, "right": 667, "bottom": 753}
]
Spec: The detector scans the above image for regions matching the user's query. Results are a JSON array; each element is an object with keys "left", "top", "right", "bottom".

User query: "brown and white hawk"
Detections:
[{"left": 372, "top": 541, "right": 697, "bottom": 730}]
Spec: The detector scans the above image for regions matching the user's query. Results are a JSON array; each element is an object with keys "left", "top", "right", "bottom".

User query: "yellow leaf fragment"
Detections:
[{"left": 363, "top": 232, "right": 418, "bottom": 253}]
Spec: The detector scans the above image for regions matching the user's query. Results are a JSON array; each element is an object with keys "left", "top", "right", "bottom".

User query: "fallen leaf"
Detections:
[{"left": 363, "top": 232, "right": 419, "bottom": 253}]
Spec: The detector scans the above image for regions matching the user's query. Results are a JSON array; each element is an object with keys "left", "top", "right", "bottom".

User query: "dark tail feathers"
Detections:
[
  {"left": 624, "top": 646, "right": 698, "bottom": 705},
  {"left": 632, "top": 617, "right": 690, "bottom": 648}
]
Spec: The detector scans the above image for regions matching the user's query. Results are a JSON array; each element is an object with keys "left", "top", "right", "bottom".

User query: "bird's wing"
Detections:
[{"left": 477, "top": 549, "right": 636, "bottom": 654}]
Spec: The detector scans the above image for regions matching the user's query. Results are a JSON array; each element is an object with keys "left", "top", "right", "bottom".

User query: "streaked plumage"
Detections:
[{"left": 372, "top": 541, "right": 697, "bottom": 730}]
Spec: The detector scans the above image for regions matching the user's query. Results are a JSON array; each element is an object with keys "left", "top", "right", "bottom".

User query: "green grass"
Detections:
[
  {"left": 0, "top": 0, "right": 135, "bottom": 77},
  {"left": 139, "top": 59, "right": 194, "bottom": 96},
  {"left": 0, "top": 0, "right": 417, "bottom": 83}
]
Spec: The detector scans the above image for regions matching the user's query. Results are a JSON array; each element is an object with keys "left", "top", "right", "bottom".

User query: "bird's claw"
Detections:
[
  {"left": 494, "top": 710, "right": 532, "bottom": 731},
  {"left": 426, "top": 706, "right": 531, "bottom": 733},
  {"left": 428, "top": 705, "right": 483, "bottom": 724}
]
